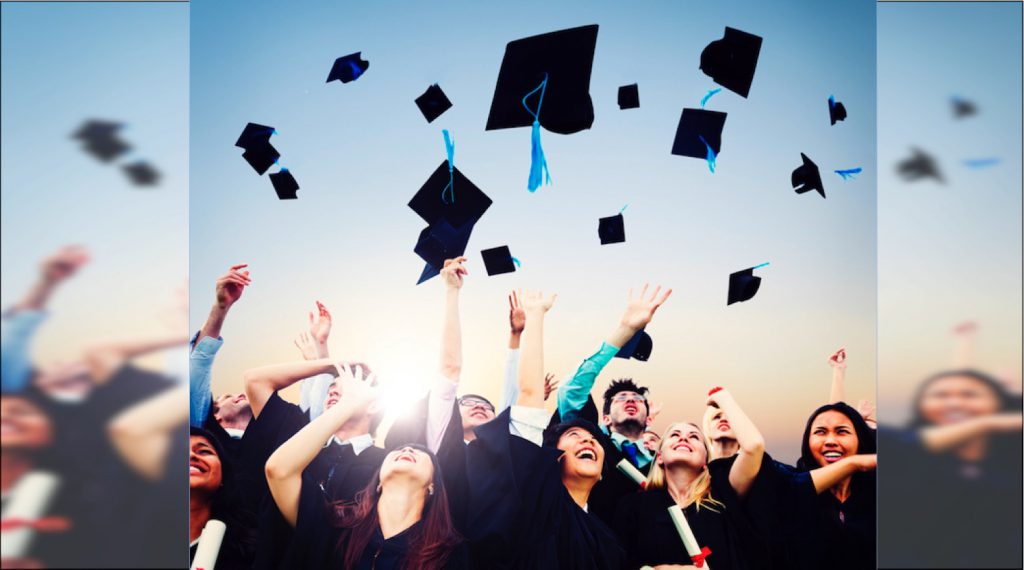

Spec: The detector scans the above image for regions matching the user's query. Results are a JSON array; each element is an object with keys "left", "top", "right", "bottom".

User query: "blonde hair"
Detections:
[{"left": 645, "top": 422, "right": 725, "bottom": 513}]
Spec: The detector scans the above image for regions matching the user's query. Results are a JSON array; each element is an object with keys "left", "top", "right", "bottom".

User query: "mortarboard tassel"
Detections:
[
  {"left": 698, "top": 135, "right": 717, "bottom": 173},
  {"left": 700, "top": 88, "right": 722, "bottom": 108},
  {"left": 511, "top": 257, "right": 522, "bottom": 269},
  {"left": 835, "top": 167, "right": 862, "bottom": 180},
  {"left": 523, "top": 73, "right": 552, "bottom": 192},
  {"left": 442, "top": 129, "right": 456, "bottom": 204},
  {"left": 963, "top": 157, "right": 999, "bottom": 168}
]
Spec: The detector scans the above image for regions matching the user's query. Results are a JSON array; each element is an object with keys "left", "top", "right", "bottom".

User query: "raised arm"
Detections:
[
  {"left": 707, "top": 388, "right": 765, "bottom": 498},
  {"left": 827, "top": 347, "right": 847, "bottom": 404},
  {"left": 11, "top": 245, "right": 91, "bottom": 314},
  {"left": 557, "top": 284, "right": 672, "bottom": 419},
  {"left": 265, "top": 364, "right": 378, "bottom": 526},
  {"left": 809, "top": 454, "right": 877, "bottom": 493},
  {"left": 108, "top": 384, "right": 189, "bottom": 480},
  {"left": 194, "top": 264, "right": 250, "bottom": 347},
  {"left": 517, "top": 290, "right": 557, "bottom": 409},
  {"left": 83, "top": 332, "right": 189, "bottom": 386},
  {"left": 243, "top": 358, "right": 338, "bottom": 418},
  {"left": 297, "top": 301, "right": 333, "bottom": 417},
  {"left": 439, "top": 257, "right": 467, "bottom": 381},
  {"left": 499, "top": 291, "right": 526, "bottom": 410},
  {"left": 919, "top": 413, "right": 1022, "bottom": 453}
]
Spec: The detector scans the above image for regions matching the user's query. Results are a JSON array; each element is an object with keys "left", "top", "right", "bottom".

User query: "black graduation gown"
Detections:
[
  {"left": 465, "top": 408, "right": 625, "bottom": 570},
  {"left": 287, "top": 475, "right": 472, "bottom": 570},
  {"left": 202, "top": 401, "right": 242, "bottom": 464},
  {"left": 614, "top": 456, "right": 765, "bottom": 570},
  {"left": 878, "top": 425, "right": 1021, "bottom": 568},
  {"left": 550, "top": 396, "right": 650, "bottom": 528}
]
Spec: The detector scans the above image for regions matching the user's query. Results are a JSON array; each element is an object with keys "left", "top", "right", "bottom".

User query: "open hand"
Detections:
[
  {"left": 509, "top": 290, "right": 526, "bottom": 334},
  {"left": 308, "top": 301, "right": 332, "bottom": 345},
  {"left": 620, "top": 283, "right": 672, "bottom": 332},
  {"left": 543, "top": 373, "right": 559, "bottom": 401},
  {"left": 519, "top": 289, "right": 557, "bottom": 314},
  {"left": 441, "top": 257, "right": 468, "bottom": 290},
  {"left": 40, "top": 245, "right": 90, "bottom": 284},
  {"left": 215, "top": 263, "right": 250, "bottom": 308}
]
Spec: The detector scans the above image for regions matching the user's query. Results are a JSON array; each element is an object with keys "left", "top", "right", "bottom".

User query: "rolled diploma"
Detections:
[
  {"left": 190, "top": 519, "right": 226, "bottom": 570},
  {"left": 0, "top": 471, "right": 60, "bottom": 559},
  {"left": 616, "top": 459, "right": 648, "bottom": 489},
  {"left": 668, "top": 504, "right": 710, "bottom": 570}
]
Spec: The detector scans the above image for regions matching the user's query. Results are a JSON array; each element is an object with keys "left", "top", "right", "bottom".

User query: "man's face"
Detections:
[
  {"left": 641, "top": 430, "right": 661, "bottom": 453},
  {"left": 603, "top": 391, "right": 648, "bottom": 433},
  {"left": 213, "top": 392, "right": 251, "bottom": 424},
  {"left": 458, "top": 396, "right": 495, "bottom": 431}
]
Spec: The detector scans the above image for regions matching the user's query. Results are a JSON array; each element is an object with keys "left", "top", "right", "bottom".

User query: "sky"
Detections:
[{"left": 190, "top": 0, "right": 877, "bottom": 463}]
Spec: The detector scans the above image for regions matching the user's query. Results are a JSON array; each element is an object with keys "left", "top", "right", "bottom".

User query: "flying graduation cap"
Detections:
[
  {"left": 791, "top": 153, "right": 825, "bottom": 198},
  {"left": 71, "top": 119, "right": 132, "bottom": 163},
  {"left": 897, "top": 147, "right": 944, "bottom": 183},
  {"left": 828, "top": 95, "right": 847, "bottom": 125},
  {"left": 327, "top": 52, "right": 369, "bottom": 84},
  {"left": 618, "top": 84, "right": 640, "bottom": 110},
  {"left": 235, "top": 122, "right": 280, "bottom": 175},
  {"left": 951, "top": 96, "right": 977, "bottom": 119},
  {"left": 700, "top": 27, "right": 763, "bottom": 98},
  {"left": 415, "top": 219, "right": 473, "bottom": 283},
  {"left": 269, "top": 169, "right": 299, "bottom": 200},
  {"left": 615, "top": 329, "right": 652, "bottom": 361},
  {"left": 122, "top": 161, "right": 160, "bottom": 186},
  {"left": 672, "top": 108, "right": 726, "bottom": 172},
  {"left": 486, "top": 25, "right": 600, "bottom": 192},
  {"left": 598, "top": 208, "right": 626, "bottom": 245},
  {"left": 728, "top": 262, "right": 769, "bottom": 305},
  {"left": 480, "top": 246, "right": 518, "bottom": 276},
  {"left": 415, "top": 84, "right": 453, "bottom": 123}
]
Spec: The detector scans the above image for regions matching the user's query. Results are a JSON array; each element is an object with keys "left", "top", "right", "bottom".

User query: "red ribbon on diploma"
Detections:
[
  {"left": 708, "top": 386, "right": 723, "bottom": 396},
  {"left": 690, "top": 546, "right": 712, "bottom": 568},
  {"left": 0, "top": 516, "right": 72, "bottom": 532}
]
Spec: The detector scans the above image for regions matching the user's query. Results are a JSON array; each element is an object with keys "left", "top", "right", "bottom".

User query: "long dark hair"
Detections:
[
  {"left": 908, "top": 369, "right": 1020, "bottom": 428},
  {"left": 331, "top": 443, "right": 462, "bottom": 570},
  {"left": 797, "top": 402, "right": 877, "bottom": 471}
]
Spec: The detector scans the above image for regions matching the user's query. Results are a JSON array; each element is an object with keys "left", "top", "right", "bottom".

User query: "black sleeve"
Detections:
[
  {"left": 236, "top": 392, "right": 308, "bottom": 499},
  {"left": 613, "top": 495, "right": 643, "bottom": 570}
]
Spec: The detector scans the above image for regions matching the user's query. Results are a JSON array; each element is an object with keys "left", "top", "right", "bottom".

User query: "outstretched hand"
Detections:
[
  {"left": 308, "top": 301, "right": 332, "bottom": 345},
  {"left": 41, "top": 245, "right": 91, "bottom": 284},
  {"left": 519, "top": 289, "right": 557, "bottom": 314},
  {"left": 509, "top": 290, "right": 526, "bottom": 334},
  {"left": 441, "top": 257, "right": 468, "bottom": 290},
  {"left": 620, "top": 283, "right": 672, "bottom": 332},
  {"left": 543, "top": 373, "right": 559, "bottom": 401},
  {"left": 647, "top": 400, "right": 664, "bottom": 425},
  {"left": 215, "top": 263, "right": 250, "bottom": 308},
  {"left": 828, "top": 347, "right": 847, "bottom": 370},
  {"left": 293, "top": 331, "right": 322, "bottom": 360},
  {"left": 332, "top": 362, "right": 380, "bottom": 410}
]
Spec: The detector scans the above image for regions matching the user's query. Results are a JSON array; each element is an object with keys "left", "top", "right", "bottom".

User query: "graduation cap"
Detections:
[
  {"left": 618, "top": 84, "right": 639, "bottom": 110},
  {"left": 615, "top": 329, "right": 652, "bottom": 361},
  {"left": 415, "top": 84, "right": 453, "bottom": 123},
  {"left": 408, "top": 162, "right": 492, "bottom": 229},
  {"left": 415, "top": 219, "right": 473, "bottom": 283},
  {"left": 122, "top": 161, "right": 160, "bottom": 186},
  {"left": 728, "top": 263, "right": 768, "bottom": 305},
  {"left": 598, "top": 212, "right": 625, "bottom": 245},
  {"left": 897, "top": 147, "right": 944, "bottom": 183},
  {"left": 269, "top": 169, "right": 299, "bottom": 200},
  {"left": 952, "top": 97, "right": 977, "bottom": 119},
  {"left": 71, "top": 119, "right": 131, "bottom": 163},
  {"left": 671, "top": 108, "right": 726, "bottom": 172},
  {"left": 828, "top": 95, "right": 847, "bottom": 125},
  {"left": 792, "top": 153, "right": 825, "bottom": 198},
  {"left": 241, "top": 144, "right": 280, "bottom": 176},
  {"left": 326, "top": 52, "right": 369, "bottom": 84},
  {"left": 235, "top": 122, "right": 275, "bottom": 149},
  {"left": 700, "top": 27, "right": 762, "bottom": 98},
  {"left": 480, "top": 246, "right": 517, "bottom": 276},
  {"left": 486, "top": 25, "right": 600, "bottom": 192}
]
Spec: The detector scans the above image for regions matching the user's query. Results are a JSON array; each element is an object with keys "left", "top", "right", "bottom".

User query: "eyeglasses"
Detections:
[
  {"left": 458, "top": 397, "right": 495, "bottom": 413},
  {"left": 611, "top": 394, "right": 647, "bottom": 404}
]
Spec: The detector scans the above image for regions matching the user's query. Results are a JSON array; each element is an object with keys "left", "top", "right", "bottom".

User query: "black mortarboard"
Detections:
[
  {"left": 598, "top": 213, "right": 625, "bottom": 245},
  {"left": 485, "top": 24, "right": 599, "bottom": 135},
  {"left": 792, "top": 153, "right": 825, "bottom": 198},
  {"left": 415, "top": 84, "right": 453, "bottom": 123},
  {"left": 700, "top": 27, "right": 762, "bottom": 98},
  {"left": 672, "top": 108, "right": 726, "bottom": 163},
  {"left": 326, "top": 52, "right": 369, "bottom": 84},
  {"left": 615, "top": 329, "right": 652, "bottom": 361},
  {"left": 415, "top": 219, "right": 473, "bottom": 282},
  {"left": 897, "top": 147, "right": 944, "bottom": 183},
  {"left": 269, "top": 169, "right": 299, "bottom": 200},
  {"left": 727, "top": 264, "right": 767, "bottom": 305},
  {"left": 828, "top": 96, "right": 847, "bottom": 126},
  {"left": 122, "top": 161, "right": 160, "bottom": 186},
  {"left": 235, "top": 122, "right": 275, "bottom": 149},
  {"left": 480, "top": 246, "right": 517, "bottom": 276},
  {"left": 618, "top": 84, "right": 639, "bottom": 110},
  {"left": 241, "top": 144, "right": 280, "bottom": 176},
  {"left": 952, "top": 97, "right": 977, "bottom": 119},
  {"left": 71, "top": 119, "right": 131, "bottom": 163},
  {"left": 408, "top": 162, "right": 492, "bottom": 229}
]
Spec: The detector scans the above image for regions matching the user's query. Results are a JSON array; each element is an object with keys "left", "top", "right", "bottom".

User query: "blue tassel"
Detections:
[
  {"left": 834, "top": 167, "right": 862, "bottom": 180},
  {"left": 523, "top": 74, "right": 552, "bottom": 192},
  {"left": 699, "top": 135, "right": 717, "bottom": 173},
  {"left": 442, "top": 129, "right": 455, "bottom": 203},
  {"left": 511, "top": 257, "right": 522, "bottom": 269},
  {"left": 701, "top": 88, "right": 722, "bottom": 108}
]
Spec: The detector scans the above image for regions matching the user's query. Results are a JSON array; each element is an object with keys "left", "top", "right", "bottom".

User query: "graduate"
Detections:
[
  {"left": 615, "top": 387, "right": 767, "bottom": 570},
  {"left": 265, "top": 363, "right": 468, "bottom": 569},
  {"left": 464, "top": 290, "right": 625, "bottom": 569}
]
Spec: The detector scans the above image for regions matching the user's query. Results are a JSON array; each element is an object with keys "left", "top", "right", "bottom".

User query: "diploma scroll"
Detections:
[
  {"left": 190, "top": 519, "right": 226, "bottom": 570},
  {"left": 667, "top": 504, "right": 712, "bottom": 569},
  {"left": 615, "top": 459, "right": 648, "bottom": 489},
  {"left": 0, "top": 471, "right": 61, "bottom": 559}
]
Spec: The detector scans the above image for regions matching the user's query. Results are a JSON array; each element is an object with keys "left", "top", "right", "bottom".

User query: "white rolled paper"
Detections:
[
  {"left": 0, "top": 471, "right": 61, "bottom": 559},
  {"left": 616, "top": 459, "right": 648, "bottom": 488},
  {"left": 668, "top": 504, "right": 710, "bottom": 570},
  {"left": 190, "top": 519, "right": 226, "bottom": 570}
]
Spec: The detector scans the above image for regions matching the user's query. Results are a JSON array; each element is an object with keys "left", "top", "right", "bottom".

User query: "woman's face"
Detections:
[
  {"left": 657, "top": 423, "right": 708, "bottom": 471},
  {"left": 557, "top": 427, "right": 604, "bottom": 481},
  {"left": 189, "top": 435, "right": 223, "bottom": 494},
  {"left": 379, "top": 446, "right": 434, "bottom": 490},
  {"left": 0, "top": 396, "right": 53, "bottom": 451},
  {"left": 808, "top": 410, "right": 859, "bottom": 467},
  {"left": 918, "top": 375, "right": 1001, "bottom": 426}
]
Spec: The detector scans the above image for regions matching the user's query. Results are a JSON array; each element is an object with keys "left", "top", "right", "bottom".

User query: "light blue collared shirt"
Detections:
[
  {"left": 189, "top": 331, "right": 223, "bottom": 427},
  {"left": 1, "top": 310, "right": 47, "bottom": 394},
  {"left": 556, "top": 341, "right": 620, "bottom": 421}
]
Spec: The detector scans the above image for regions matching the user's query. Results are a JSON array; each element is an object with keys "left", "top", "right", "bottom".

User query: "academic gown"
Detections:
[
  {"left": 202, "top": 403, "right": 242, "bottom": 464},
  {"left": 614, "top": 455, "right": 765, "bottom": 570},
  {"left": 550, "top": 396, "right": 649, "bottom": 528},
  {"left": 286, "top": 474, "right": 471, "bottom": 570},
  {"left": 465, "top": 408, "right": 625, "bottom": 570}
]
